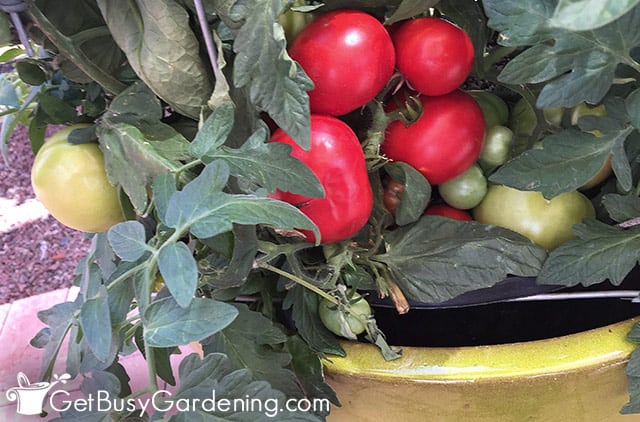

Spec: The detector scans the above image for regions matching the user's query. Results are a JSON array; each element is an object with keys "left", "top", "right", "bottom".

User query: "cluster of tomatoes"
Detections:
[{"left": 271, "top": 9, "right": 486, "bottom": 244}]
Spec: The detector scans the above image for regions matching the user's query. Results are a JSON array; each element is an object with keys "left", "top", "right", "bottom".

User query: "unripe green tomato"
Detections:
[
  {"left": 31, "top": 125, "right": 125, "bottom": 233},
  {"left": 478, "top": 125, "right": 514, "bottom": 169},
  {"left": 278, "top": 2, "right": 315, "bottom": 44},
  {"left": 318, "top": 291, "right": 371, "bottom": 339},
  {"left": 438, "top": 164, "right": 487, "bottom": 210},
  {"left": 543, "top": 106, "right": 564, "bottom": 127},
  {"left": 473, "top": 185, "right": 595, "bottom": 251},
  {"left": 468, "top": 90, "right": 509, "bottom": 129}
]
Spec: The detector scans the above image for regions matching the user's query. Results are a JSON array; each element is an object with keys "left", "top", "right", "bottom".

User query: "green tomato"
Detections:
[
  {"left": 468, "top": 90, "right": 509, "bottom": 129},
  {"left": 478, "top": 125, "right": 514, "bottom": 169},
  {"left": 318, "top": 291, "right": 371, "bottom": 339},
  {"left": 438, "top": 164, "right": 487, "bottom": 210},
  {"left": 31, "top": 125, "right": 126, "bottom": 233},
  {"left": 543, "top": 106, "right": 564, "bottom": 127},
  {"left": 472, "top": 185, "right": 595, "bottom": 250}
]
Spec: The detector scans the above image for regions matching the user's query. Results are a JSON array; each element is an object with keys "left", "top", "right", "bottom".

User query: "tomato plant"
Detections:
[
  {"left": 30, "top": 125, "right": 125, "bottom": 233},
  {"left": 393, "top": 17, "right": 474, "bottom": 96},
  {"left": 478, "top": 125, "right": 514, "bottom": 170},
  {"left": 438, "top": 163, "right": 487, "bottom": 210},
  {"left": 289, "top": 9, "right": 395, "bottom": 116},
  {"left": 424, "top": 204, "right": 473, "bottom": 221},
  {"left": 382, "top": 89, "right": 486, "bottom": 185},
  {"left": 468, "top": 90, "right": 510, "bottom": 129},
  {"left": 318, "top": 290, "right": 372, "bottom": 339},
  {"left": 473, "top": 185, "right": 596, "bottom": 251},
  {"left": 269, "top": 115, "right": 373, "bottom": 244}
]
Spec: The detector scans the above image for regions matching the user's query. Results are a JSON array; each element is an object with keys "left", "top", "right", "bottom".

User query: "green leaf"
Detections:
[
  {"left": 283, "top": 286, "right": 345, "bottom": 357},
  {"left": 143, "top": 297, "right": 239, "bottom": 348},
  {"left": 602, "top": 193, "right": 640, "bottom": 222},
  {"left": 384, "top": 162, "right": 431, "bottom": 226},
  {"left": 373, "top": 216, "right": 547, "bottom": 303},
  {"left": 485, "top": 0, "right": 640, "bottom": 107},
  {"left": 287, "top": 335, "right": 340, "bottom": 409},
  {"left": 102, "top": 81, "right": 162, "bottom": 122},
  {"left": 550, "top": 0, "right": 640, "bottom": 31},
  {"left": 97, "top": 121, "right": 189, "bottom": 213},
  {"left": 205, "top": 126, "right": 324, "bottom": 197},
  {"left": 0, "top": 74, "right": 20, "bottom": 109},
  {"left": 190, "top": 101, "right": 235, "bottom": 159},
  {"left": 488, "top": 128, "right": 624, "bottom": 198},
  {"left": 152, "top": 173, "right": 177, "bottom": 225},
  {"left": 37, "top": 94, "right": 79, "bottom": 124},
  {"left": 164, "top": 161, "right": 319, "bottom": 241},
  {"left": 173, "top": 353, "right": 323, "bottom": 420},
  {"left": 97, "top": 0, "right": 212, "bottom": 118},
  {"left": 158, "top": 241, "right": 198, "bottom": 308},
  {"left": 204, "top": 224, "right": 259, "bottom": 289},
  {"left": 385, "top": 0, "right": 440, "bottom": 25},
  {"left": 228, "top": 0, "right": 312, "bottom": 148},
  {"left": 80, "top": 286, "right": 112, "bottom": 362},
  {"left": 626, "top": 88, "right": 640, "bottom": 130},
  {"left": 204, "top": 303, "right": 303, "bottom": 397},
  {"left": 107, "top": 221, "right": 149, "bottom": 262},
  {"left": 537, "top": 219, "right": 640, "bottom": 286}
]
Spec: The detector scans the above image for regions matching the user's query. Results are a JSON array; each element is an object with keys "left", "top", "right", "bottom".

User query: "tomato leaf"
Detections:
[
  {"left": 203, "top": 303, "right": 303, "bottom": 397},
  {"left": 373, "top": 216, "right": 547, "bottom": 303},
  {"left": 489, "top": 128, "right": 629, "bottom": 198},
  {"left": 550, "top": 0, "right": 640, "bottom": 31},
  {"left": 189, "top": 102, "right": 235, "bottom": 159},
  {"left": 283, "top": 286, "right": 346, "bottom": 357},
  {"left": 97, "top": 121, "right": 190, "bottom": 213},
  {"left": 385, "top": 0, "right": 440, "bottom": 25},
  {"left": 79, "top": 285, "right": 112, "bottom": 362},
  {"left": 484, "top": 0, "right": 640, "bottom": 107},
  {"left": 602, "top": 193, "right": 640, "bottom": 222},
  {"left": 287, "top": 335, "right": 340, "bottom": 409},
  {"left": 225, "top": 0, "right": 313, "bottom": 149},
  {"left": 537, "top": 219, "right": 640, "bottom": 286},
  {"left": 204, "top": 125, "right": 324, "bottom": 197},
  {"left": 143, "top": 297, "right": 239, "bottom": 348},
  {"left": 96, "top": 0, "right": 212, "bottom": 118},
  {"left": 158, "top": 241, "right": 199, "bottom": 309},
  {"left": 384, "top": 161, "right": 431, "bottom": 226},
  {"left": 164, "top": 161, "right": 320, "bottom": 241},
  {"left": 107, "top": 221, "right": 149, "bottom": 262}
]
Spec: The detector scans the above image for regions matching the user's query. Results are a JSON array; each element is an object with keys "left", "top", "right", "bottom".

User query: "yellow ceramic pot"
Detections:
[{"left": 324, "top": 318, "right": 640, "bottom": 421}]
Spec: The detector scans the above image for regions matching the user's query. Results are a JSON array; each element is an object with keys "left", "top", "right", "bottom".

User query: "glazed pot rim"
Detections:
[{"left": 323, "top": 317, "right": 639, "bottom": 382}]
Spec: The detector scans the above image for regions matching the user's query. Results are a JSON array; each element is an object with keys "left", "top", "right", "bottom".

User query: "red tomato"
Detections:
[
  {"left": 393, "top": 17, "right": 474, "bottom": 96},
  {"left": 424, "top": 204, "right": 473, "bottom": 221},
  {"left": 269, "top": 115, "right": 373, "bottom": 244},
  {"left": 382, "top": 90, "right": 486, "bottom": 185},
  {"left": 289, "top": 10, "right": 395, "bottom": 116}
]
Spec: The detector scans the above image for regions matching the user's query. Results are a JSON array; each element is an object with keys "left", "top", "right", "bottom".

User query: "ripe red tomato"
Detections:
[
  {"left": 269, "top": 115, "right": 373, "bottom": 244},
  {"left": 424, "top": 204, "right": 473, "bottom": 221},
  {"left": 382, "top": 90, "right": 486, "bottom": 185},
  {"left": 393, "top": 17, "right": 474, "bottom": 96},
  {"left": 289, "top": 10, "right": 395, "bottom": 116}
]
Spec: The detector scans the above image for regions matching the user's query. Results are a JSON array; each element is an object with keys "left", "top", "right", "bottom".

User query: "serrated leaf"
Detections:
[
  {"left": 602, "top": 193, "right": 640, "bottom": 222},
  {"left": 385, "top": 0, "right": 440, "bottom": 25},
  {"left": 373, "top": 216, "right": 547, "bottom": 303},
  {"left": 537, "top": 219, "right": 640, "bottom": 286},
  {"left": 205, "top": 126, "right": 324, "bottom": 197},
  {"left": 144, "top": 297, "right": 239, "bottom": 348},
  {"left": 489, "top": 128, "right": 623, "bottom": 198},
  {"left": 485, "top": 0, "right": 640, "bottom": 107},
  {"left": 97, "top": 0, "right": 212, "bottom": 118},
  {"left": 550, "top": 0, "right": 640, "bottom": 31},
  {"left": 164, "top": 161, "right": 319, "bottom": 241},
  {"left": 158, "top": 241, "right": 198, "bottom": 308},
  {"left": 287, "top": 335, "right": 340, "bottom": 409},
  {"left": 173, "top": 353, "right": 323, "bottom": 421},
  {"left": 190, "top": 101, "right": 235, "bottom": 159},
  {"left": 626, "top": 88, "right": 640, "bottom": 130},
  {"left": 0, "top": 74, "right": 20, "bottom": 109},
  {"left": 283, "top": 286, "right": 345, "bottom": 357},
  {"left": 204, "top": 303, "right": 303, "bottom": 397},
  {"left": 384, "top": 162, "right": 431, "bottom": 226},
  {"left": 230, "top": 0, "right": 312, "bottom": 148},
  {"left": 103, "top": 81, "right": 162, "bottom": 122},
  {"left": 107, "top": 221, "right": 149, "bottom": 262},
  {"left": 98, "top": 122, "right": 188, "bottom": 213},
  {"left": 79, "top": 286, "right": 112, "bottom": 362}
]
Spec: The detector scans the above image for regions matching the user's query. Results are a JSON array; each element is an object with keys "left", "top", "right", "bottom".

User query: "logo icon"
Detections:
[{"left": 6, "top": 372, "right": 71, "bottom": 415}]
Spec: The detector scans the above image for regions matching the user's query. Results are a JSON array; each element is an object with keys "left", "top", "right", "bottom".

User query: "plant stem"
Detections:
[
  {"left": 27, "top": 6, "right": 126, "bottom": 95},
  {"left": 258, "top": 262, "right": 338, "bottom": 305}
]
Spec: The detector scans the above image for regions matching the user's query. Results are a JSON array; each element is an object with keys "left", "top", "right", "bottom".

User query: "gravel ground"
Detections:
[{"left": 0, "top": 124, "right": 91, "bottom": 304}]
